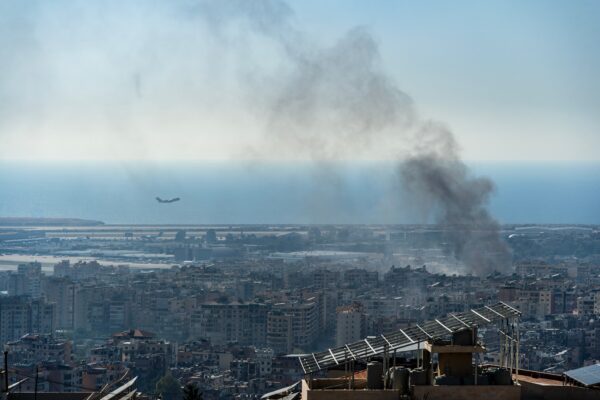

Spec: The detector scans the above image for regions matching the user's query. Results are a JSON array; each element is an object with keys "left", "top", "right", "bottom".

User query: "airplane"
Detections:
[{"left": 156, "top": 197, "right": 180, "bottom": 204}]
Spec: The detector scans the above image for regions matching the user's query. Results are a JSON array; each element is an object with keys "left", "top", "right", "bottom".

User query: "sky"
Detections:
[
  {"left": 297, "top": 0, "right": 600, "bottom": 162},
  {"left": 0, "top": 0, "right": 598, "bottom": 162}
]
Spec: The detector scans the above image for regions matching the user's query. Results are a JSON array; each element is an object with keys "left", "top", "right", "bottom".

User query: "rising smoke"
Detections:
[
  {"left": 0, "top": 0, "right": 511, "bottom": 274},
  {"left": 199, "top": 0, "right": 511, "bottom": 275}
]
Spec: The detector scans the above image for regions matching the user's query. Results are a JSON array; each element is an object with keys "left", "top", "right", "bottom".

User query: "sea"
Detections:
[{"left": 0, "top": 161, "right": 598, "bottom": 225}]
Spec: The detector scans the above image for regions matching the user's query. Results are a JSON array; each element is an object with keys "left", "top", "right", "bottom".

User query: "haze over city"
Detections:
[{"left": 0, "top": 1, "right": 599, "bottom": 400}]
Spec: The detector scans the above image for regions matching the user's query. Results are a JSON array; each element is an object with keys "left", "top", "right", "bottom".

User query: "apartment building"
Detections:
[{"left": 191, "top": 302, "right": 268, "bottom": 346}]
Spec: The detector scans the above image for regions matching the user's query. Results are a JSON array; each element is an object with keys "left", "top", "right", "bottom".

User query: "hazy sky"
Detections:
[{"left": 0, "top": 0, "right": 598, "bottom": 162}]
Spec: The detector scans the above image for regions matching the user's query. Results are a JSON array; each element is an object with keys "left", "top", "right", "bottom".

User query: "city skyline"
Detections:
[{"left": 1, "top": 2, "right": 600, "bottom": 398}]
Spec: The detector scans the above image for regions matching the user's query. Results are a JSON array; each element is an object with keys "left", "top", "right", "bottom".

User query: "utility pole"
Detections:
[
  {"left": 71, "top": 282, "right": 76, "bottom": 330},
  {"left": 34, "top": 366, "right": 38, "bottom": 400},
  {"left": 3, "top": 351, "right": 8, "bottom": 394}
]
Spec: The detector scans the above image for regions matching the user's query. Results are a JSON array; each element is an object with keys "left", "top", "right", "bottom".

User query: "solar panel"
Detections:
[
  {"left": 298, "top": 301, "right": 520, "bottom": 374},
  {"left": 565, "top": 363, "right": 600, "bottom": 387}
]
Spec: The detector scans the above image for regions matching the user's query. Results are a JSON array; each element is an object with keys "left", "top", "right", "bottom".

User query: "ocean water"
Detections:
[{"left": 0, "top": 161, "right": 598, "bottom": 225}]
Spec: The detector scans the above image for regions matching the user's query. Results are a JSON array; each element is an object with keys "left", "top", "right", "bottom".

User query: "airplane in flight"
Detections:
[{"left": 156, "top": 197, "right": 180, "bottom": 204}]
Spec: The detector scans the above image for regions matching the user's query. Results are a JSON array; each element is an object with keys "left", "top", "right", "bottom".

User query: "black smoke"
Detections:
[
  {"left": 204, "top": 0, "right": 511, "bottom": 275},
  {"left": 0, "top": 0, "right": 511, "bottom": 274}
]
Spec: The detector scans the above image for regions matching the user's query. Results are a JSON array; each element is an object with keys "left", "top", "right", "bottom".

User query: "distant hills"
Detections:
[{"left": 0, "top": 217, "right": 105, "bottom": 226}]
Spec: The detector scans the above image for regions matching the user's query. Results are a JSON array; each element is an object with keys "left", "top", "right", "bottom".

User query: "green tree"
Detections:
[
  {"left": 155, "top": 373, "right": 182, "bottom": 400},
  {"left": 182, "top": 383, "right": 203, "bottom": 400}
]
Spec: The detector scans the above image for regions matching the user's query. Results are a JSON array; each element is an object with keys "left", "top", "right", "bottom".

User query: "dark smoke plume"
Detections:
[
  {"left": 400, "top": 154, "right": 511, "bottom": 276},
  {"left": 207, "top": 0, "right": 511, "bottom": 275},
  {"left": 0, "top": 0, "right": 512, "bottom": 274}
]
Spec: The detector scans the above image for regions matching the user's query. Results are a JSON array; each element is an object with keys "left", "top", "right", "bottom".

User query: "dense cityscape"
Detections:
[
  {"left": 2, "top": 0, "right": 599, "bottom": 399},
  {"left": 1, "top": 222, "right": 600, "bottom": 398}
]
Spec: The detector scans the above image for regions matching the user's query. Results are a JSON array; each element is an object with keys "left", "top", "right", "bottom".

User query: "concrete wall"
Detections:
[
  {"left": 302, "top": 380, "right": 398, "bottom": 400},
  {"left": 302, "top": 378, "right": 600, "bottom": 400},
  {"left": 438, "top": 353, "right": 472, "bottom": 377},
  {"left": 302, "top": 380, "right": 522, "bottom": 400},
  {"left": 306, "top": 378, "right": 367, "bottom": 390},
  {"left": 305, "top": 389, "right": 400, "bottom": 400},
  {"left": 412, "top": 385, "right": 520, "bottom": 400},
  {"left": 520, "top": 381, "right": 600, "bottom": 400}
]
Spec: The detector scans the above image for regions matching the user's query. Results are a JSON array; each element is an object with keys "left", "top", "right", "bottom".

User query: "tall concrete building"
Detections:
[
  {"left": 267, "top": 301, "right": 319, "bottom": 353},
  {"left": 42, "top": 276, "right": 76, "bottom": 330},
  {"left": 8, "top": 262, "right": 43, "bottom": 299},
  {"left": 191, "top": 302, "right": 268, "bottom": 346},
  {"left": 267, "top": 309, "right": 293, "bottom": 354},
  {"left": 335, "top": 304, "right": 366, "bottom": 347},
  {"left": 0, "top": 296, "right": 54, "bottom": 345}
]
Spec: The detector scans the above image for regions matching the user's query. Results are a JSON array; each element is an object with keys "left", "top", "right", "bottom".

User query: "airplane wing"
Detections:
[{"left": 156, "top": 197, "right": 180, "bottom": 203}]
